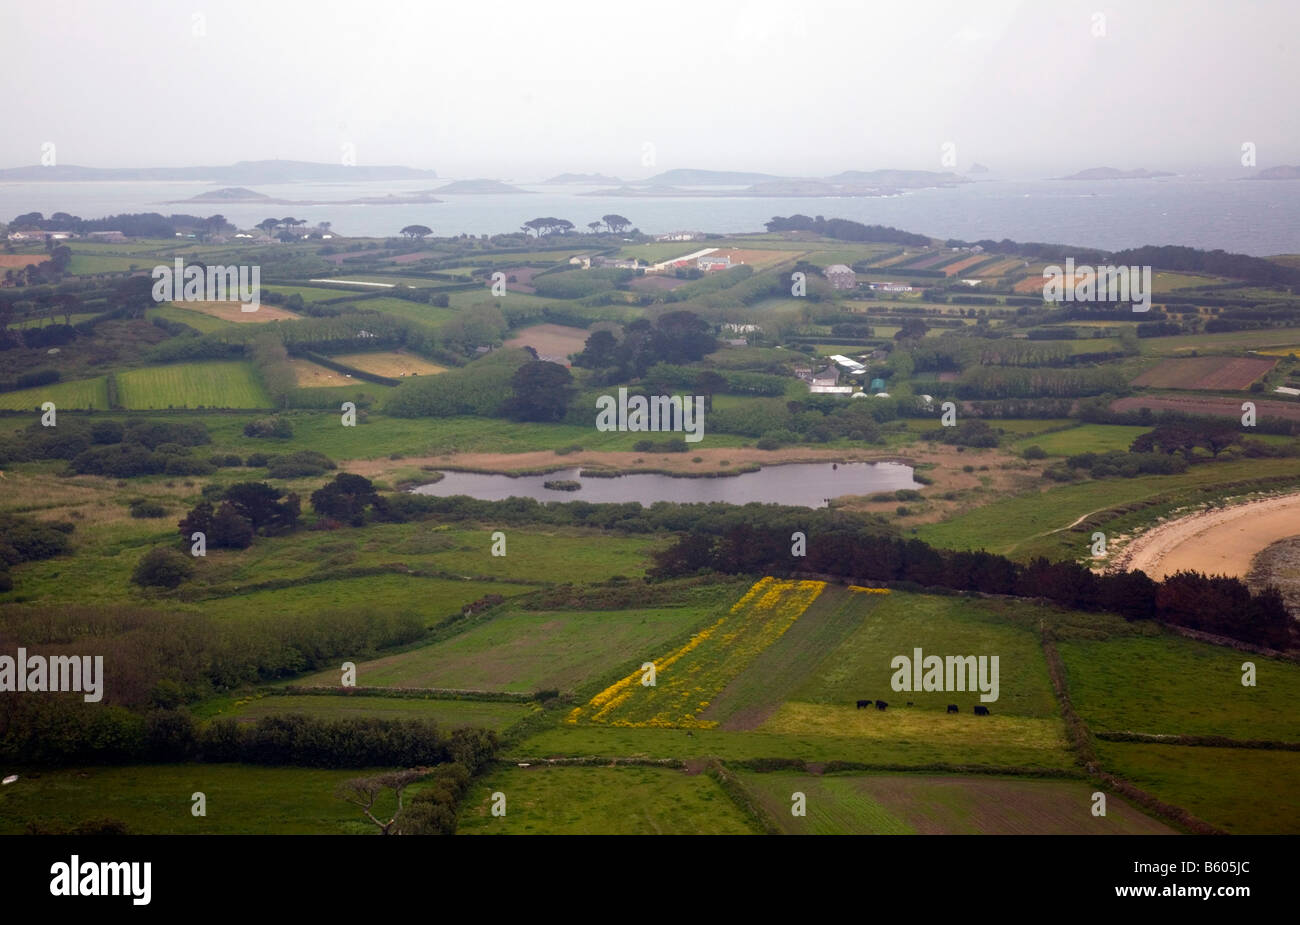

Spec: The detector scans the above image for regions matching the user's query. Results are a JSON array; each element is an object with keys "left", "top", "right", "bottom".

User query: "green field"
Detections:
[
  {"left": 6, "top": 521, "right": 651, "bottom": 610},
  {"left": 1142, "top": 326, "right": 1300, "bottom": 355},
  {"left": 65, "top": 254, "right": 150, "bottom": 274},
  {"left": 0, "top": 764, "right": 388, "bottom": 835},
  {"left": 736, "top": 772, "right": 1173, "bottom": 834},
  {"left": 193, "top": 574, "right": 534, "bottom": 626},
  {"left": 259, "top": 284, "right": 372, "bottom": 301},
  {"left": 702, "top": 585, "right": 873, "bottom": 729},
  {"left": 295, "top": 589, "right": 727, "bottom": 693},
  {"left": 1011, "top": 424, "right": 1153, "bottom": 455},
  {"left": 352, "top": 296, "right": 459, "bottom": 326},
  {"left": 0, "top": 375, "right": 108, "bottom": 410},
  {"left": 116, "top": 361, "right": 272, "bottom": 409},
  {"left": 513, "top": 723, "right": 1077, "bottom": 767},
  {"left": 146, "top": 304, "right": 234, "bottom": 333},
  {"left": 1097, "top": 742, "right": 1300, "bottom": 834},
  {"left": 1058, "top": 634, "right": 1300, "bottom": 740},
  {"left": 222, "top": 694, "right": 535, "bottom": 731},
  {"left": 458, "top": 766, "right": 756, "bottom": 834}
]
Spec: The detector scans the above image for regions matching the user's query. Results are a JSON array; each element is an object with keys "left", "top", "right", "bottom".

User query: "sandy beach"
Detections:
[{"left": 1113, "top": 491, "right": 1300, "bottom": 579}]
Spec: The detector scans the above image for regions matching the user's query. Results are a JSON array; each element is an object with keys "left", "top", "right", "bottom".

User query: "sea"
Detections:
[{"left": 2, "top": 175, "right": 1298, "bottom": 256}]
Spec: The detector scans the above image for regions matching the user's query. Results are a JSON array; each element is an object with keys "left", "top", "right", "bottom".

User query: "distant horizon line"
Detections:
[{"left": 0, "top": 158, "right": 1294, "bottom": 180}]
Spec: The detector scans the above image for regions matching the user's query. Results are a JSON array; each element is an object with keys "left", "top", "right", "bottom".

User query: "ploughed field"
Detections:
[{"left": 1131, "top": 356, "right": 1275, "bottom": 390}]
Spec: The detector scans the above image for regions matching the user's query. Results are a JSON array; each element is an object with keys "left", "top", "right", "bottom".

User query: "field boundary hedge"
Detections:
[
  {"left": 275, "top": 685, "right": 533, "bottom": 703},
  {"left": 707, "top": 759, "right": 783, "bottom": 834},
  {"left": 1041, "top": 627, "right": 1227, "bottom": 835},
  {"left": 1094, "top": 731, "right": 1300, "bottom": 750}
]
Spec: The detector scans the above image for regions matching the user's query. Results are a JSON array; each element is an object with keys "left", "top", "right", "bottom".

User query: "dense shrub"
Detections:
[
  {"left": 265, "top": 450, "right": 335, "bottom": 479},
  {"left": 243, "top": 416, "right": 294, "bottom": 439},
  {"left": 131, "top": 546, "right": 195, "bottom": 589}
]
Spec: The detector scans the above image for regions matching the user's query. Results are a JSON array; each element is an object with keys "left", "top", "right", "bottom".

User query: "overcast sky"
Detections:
[{"left": 3, "top": 0, "right": 1297, "bottom": 178}]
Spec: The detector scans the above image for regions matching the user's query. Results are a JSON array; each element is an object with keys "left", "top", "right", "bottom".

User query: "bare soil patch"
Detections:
[
  {"left": 1111, "top": 394, "right": 1300, "bottom": 422},
  {"left": 1133, "top": 356, "right": 1275, "bottom": 390},
  {"left": 289, "top": 358, "right": 349, "bottom": 388},
  {"left": 168, "top": 300, "right": 300, "bottom": 323},
  {"left": 331, "top": 350, "right": 446, "bottom": 378},
  {"left": 504, "top": 323, "right": 589, "bottom": 361}
]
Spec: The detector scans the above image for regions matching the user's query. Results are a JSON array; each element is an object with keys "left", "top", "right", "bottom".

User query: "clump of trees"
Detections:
[
  {"left": 310, "top": 473, "right": 385, "bottom": 526},
  {"left": 0, "top": 418, "right": 214, "bottom": 478},
  {"left": 177, "top": 481, "right": 301, "bottom": 553},
  {"left": 572, "top": 311, "right": 717, "bottom": 383},
  {"left": 505, "top": 360, "right": 574, "bottom": 422}
]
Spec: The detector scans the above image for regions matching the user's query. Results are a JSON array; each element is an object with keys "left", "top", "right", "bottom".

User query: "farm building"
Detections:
[
  {"left": 823, "top": 264, "right": 857, "bottom": 290},
  {"left": 870, "top": 377, "right": 886, "bottom": 393},
  {"left": 697, "top": 254, "right": 732, "bottom": 271},
  {"left": 811, "top": 366, "right": 840, "bottom": 387},
  {"left": 829, "top": 354, "right": 867, "bottom": 376},
  {"left": 868, "top": 282, "right": 913, "bottom": 293},
  {"left": 809, "top": 385, "right": 856, "bottom": 396},
  {"left": 654, "top": 231, "right": 702, "bottom": 242}
]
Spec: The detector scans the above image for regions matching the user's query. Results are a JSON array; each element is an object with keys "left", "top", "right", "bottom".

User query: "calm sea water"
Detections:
[
  {"left": 2, "top": 176, "right": 1299, "bottom": 255},
  {"left": 410, "top": 461, "right": 918, "bottom": 509}
]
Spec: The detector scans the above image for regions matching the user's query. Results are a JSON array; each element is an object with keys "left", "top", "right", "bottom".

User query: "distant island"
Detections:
[
  {"left": 823, "top": 169, "right": 969, "bottom": 188},
  {"left": 968, "top": 163, "right": 990, "bottom": 174},
  {"left": 1246, "top": 166, "right": 1300, "bottom": 180},
  {"left": 1055, "top": 167, "right": 1175, "bottom": 180},
  {"left": 611, "top": 167, "right": 967, "bottom": 195},
  {"left": 164, "top": 186, "right": 443, "bottom": 206},
  {"left": 432, "top": 179, "right": 533, "bottom": 194},
  {"left": 0, "top": 159, "right": 438, "bottom": 183},
  {"left": 581, "top": 167, "right": 971, "bottom": 198},
  {"left": 583, "top": 181, "right": 896, "bottom": 199},
  {"left": 644, "top": 168, "right": 783, "bottom": 186},
  {"left": 542, "top": 172, "right": 623, "bottom": 184}
]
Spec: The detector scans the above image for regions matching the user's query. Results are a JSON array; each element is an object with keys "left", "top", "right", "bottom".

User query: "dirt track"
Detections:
[{"left": 1114, "top": 491, "right": 1300, "bottom": 579}]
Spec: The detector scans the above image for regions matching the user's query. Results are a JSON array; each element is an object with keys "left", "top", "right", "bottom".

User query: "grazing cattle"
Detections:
[
  {"left": 947, "top": 704, "right": 959, "bottom": 714},
  {"left": 906, "top": 701, "right": 914, "bottom": 707},
  {"left": 974, "top": 705, "right": 990, "bottom": 716},
  {"left": 856, "top": 699, "right": 871, "bottom": 709},
  {"left": 875, "top": 700, "right": 888, "bottom": 711}
]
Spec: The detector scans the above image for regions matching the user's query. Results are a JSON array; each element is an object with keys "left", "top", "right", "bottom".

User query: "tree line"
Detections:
[{"left": 648, "top": 523, "right": 1293, "bottom": 649}]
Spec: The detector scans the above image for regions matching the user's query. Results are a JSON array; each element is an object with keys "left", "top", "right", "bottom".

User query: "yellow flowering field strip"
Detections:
[{"left": 566, "top": 577, "right": 826, "bottom": 729}]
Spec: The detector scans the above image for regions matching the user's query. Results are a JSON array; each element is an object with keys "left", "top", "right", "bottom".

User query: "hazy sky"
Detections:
[{"left": 3, "top": 0, "right": 1297, "bottom": 178}]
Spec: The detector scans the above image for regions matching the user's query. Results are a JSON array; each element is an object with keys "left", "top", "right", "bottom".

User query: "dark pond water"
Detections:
[{"left": 409, "top": 461, "right": 917, "bottom": 509}]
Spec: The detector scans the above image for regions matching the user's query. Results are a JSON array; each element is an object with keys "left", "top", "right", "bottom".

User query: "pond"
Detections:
[{"left": 409, "top": 461, "right": 918, "bottom": 509}]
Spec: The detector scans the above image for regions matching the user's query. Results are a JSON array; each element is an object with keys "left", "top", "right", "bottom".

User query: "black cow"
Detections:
[
  {"left": 947, "top": 704, "right": 959, "bottom": 714},
  {"left": 856, "top": 699, "right": 871, "bottom": 709},
  {"left": 974, "top": 705, "right": 990, "bottom": 716},
  {"left": 875, "top": 700, "right": 888, "bottom": 711},
  {"left": 906, "top": 701, "right": 914, "bottom": 707}
]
